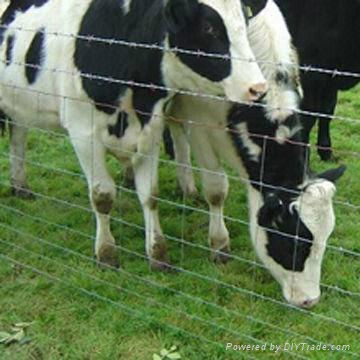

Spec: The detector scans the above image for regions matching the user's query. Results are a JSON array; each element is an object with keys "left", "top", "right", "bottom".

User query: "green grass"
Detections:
[{"left": 0, "top": 86, "right": 360, "bottom": 360}]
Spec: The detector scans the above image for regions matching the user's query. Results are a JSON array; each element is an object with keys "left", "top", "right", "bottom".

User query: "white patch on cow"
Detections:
[
  {"left": 199, "top": 0, "right": 267, "bottom": 102},
  {"left": 122, "top": 0, "right": 132, "bottom": 15},
  {"left": 162, "top": 38, "right": 224, "bottom": 98},
  {"left": 236, "top": 122, "right": 261, "bottom": 161},
  {"left": 248, "top": 0, "right": 293, "bottom": 80},
  {"left": 248, "top": 0, "right": 301, "bottom": 122}
]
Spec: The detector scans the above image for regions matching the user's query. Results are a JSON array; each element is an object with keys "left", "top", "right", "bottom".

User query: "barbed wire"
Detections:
[
  {"left": 1, "top": 77, "right": 360, "bottom": 165},
  {"left": 2, "top": 57, "right": 360, "bottom": 129},
  {"left": 2, "top": 23, "right": 360, "bottom": 82},
  {"left": 0, "top": 11, "right": 359, "bottom": 357}
]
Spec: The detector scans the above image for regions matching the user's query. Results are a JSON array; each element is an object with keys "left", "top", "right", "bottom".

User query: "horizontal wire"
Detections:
[
  {"left": 0, "top": 110, "right": 359, "bottom": 211},
  {"left": 0, "top": 175, "right": 359, "bottom": 279},
  {"left": 0, "top": 252, "right": 231, "bottom": 356},
  {"left": 0, "top": 157, "right": 359, "bottom": 259},
  {"left": 0, "top": 10, "right": 358, "bottom": 357},
  {"left": 2, "top": 23, "right": 360, "bottom": 82},
  {"left": 1, "top": 200, "right": 358, "bottom": 299},
  {"left": 0, "top": 224, "right": 358, "bottom": 357},
  {"left": 1, "top": 239, "right": 282, "bottom": 358},
  {"left": 0, "top": 211, "right": 359, "bottom": 333},
  {"left": 1, "top": 79, "right": 360, "bottom": 169},
  {"left": 3, "top": 57, "right": 360, "bottom": 128},
  {"left": 2, "top": 113, "right": 360, "bottom": 209}
]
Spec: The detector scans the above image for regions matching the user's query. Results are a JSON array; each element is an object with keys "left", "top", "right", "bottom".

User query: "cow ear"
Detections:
[
  {"left": 257, "top": 193, "right": 284, "bottom": 227},
  {"left": 164, "top": 0, "right": 198, "bottom": 34},
  {"left": 242, "top": 0, "right": 268, "bottom": 17},
  {"left": 317, "top": 165, "right": 346, "bottom": 184}
]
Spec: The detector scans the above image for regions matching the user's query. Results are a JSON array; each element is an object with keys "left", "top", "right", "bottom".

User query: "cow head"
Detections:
[
  {"left": 249, "top": 165, "right": 346, "bottom": 308},
  {"left": 164, "top": 0, "right": 268, "bottom": 103}
]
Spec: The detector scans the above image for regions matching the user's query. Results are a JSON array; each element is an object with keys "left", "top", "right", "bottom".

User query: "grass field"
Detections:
[{"left": 0, "top": 86, "right": 359, "bottom": 360}]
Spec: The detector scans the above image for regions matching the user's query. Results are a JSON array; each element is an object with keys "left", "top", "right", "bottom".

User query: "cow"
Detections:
[
  {"left": 275, "top": 0, "right": 360, "bottom": 161},
  {"left": 0, "top": 0, "right": 269, "bottom": 269},
  {"left": 166, "top": 0, "right": 346, "bottom": 308}
]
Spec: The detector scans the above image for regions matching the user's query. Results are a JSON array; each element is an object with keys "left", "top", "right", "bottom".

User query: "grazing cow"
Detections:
[
  {"left": 275, "top": 0, "right": 360, "bottom": 161},
  {"left": 167, "top": 0, "right": 345, "bottom": 307},
  {"left": 0, "top": 0, "right": 268, "bottom": 268}
]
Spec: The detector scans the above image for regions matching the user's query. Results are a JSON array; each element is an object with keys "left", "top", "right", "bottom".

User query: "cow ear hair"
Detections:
[
  {"left": 164, "top": 0, "right": 198, "bottom": 34},
  {"left": 317, "top": 165, "right": 346, "bottom": 184},
  {"left": 257, "top": 192, "right": 284, "bottom": 227}
]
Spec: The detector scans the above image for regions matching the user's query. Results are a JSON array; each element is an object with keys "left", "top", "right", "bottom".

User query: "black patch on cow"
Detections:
[
  {"left": 108, "top": 111, "right": 129, "bottom": 138},
  {"left": 227, "top": 104, "right": 306, "bottom": 190},
  {"left": 74, "top": 0, "right": 168, "bottom": 118},
  {"left": 0, "top": 0, "right": 50, "bottom": 45},
  {"left": 275, "top": 70, "right": 290, "bottom": 86},
  {"left": 168, "top": 4, "right": 231, "bottom": 82},
  {"left": 227, "top": 101, "right": 314, "bottom": 272},
  {"left": 5, "top": 34, "right": 15, "bottom": 66},
  {"left": 275, "top": 0, "right": 360, "bottom": 158},
  {"left": 25, "top": 29, "right": 45, "bottom": 85},
  {"left": 258, "top": 196, "right": 313, "bottom": 271}
]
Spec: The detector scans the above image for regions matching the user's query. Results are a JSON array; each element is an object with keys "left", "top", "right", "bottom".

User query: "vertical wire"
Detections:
[
  {"left": 252, "top": 135, "right": 268, "bottom": 319},
  {"left": 179, "top": 122, "right": 192, "bottom": 268},
  {"left": 290, "top": 143, "right": 311, "bottom": 302}
]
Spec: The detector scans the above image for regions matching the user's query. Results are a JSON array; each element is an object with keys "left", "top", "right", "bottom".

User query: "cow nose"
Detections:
[
  {"left": 300, "top": 295, "right": 321, "bottom": 309},
  {"left": 248, "top": 83, "right": 268, "bottom": 101}
]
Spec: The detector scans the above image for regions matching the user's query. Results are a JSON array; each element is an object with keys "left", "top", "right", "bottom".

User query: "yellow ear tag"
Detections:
[{"left": 246, "top": 6, "right": 253, "bottom": 18}]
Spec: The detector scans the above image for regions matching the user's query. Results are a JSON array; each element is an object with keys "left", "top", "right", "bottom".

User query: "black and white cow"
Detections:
[
  {"left": 0, "top": 0, "right": 268, "bottom": 268},
  {"left": 167, "top": 0, "right": 345, "bottom": 307},
  {"left": 275, "top": 0, "right": 360, "bottom": 161}
]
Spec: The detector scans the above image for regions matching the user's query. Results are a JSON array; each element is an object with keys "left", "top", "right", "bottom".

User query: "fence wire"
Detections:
[{"left": 0, "top": 10, "right": 359, "bottom": 359}]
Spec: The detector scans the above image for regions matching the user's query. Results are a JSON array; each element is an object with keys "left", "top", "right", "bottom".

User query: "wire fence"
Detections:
[{"left": 0, "top": 4, "right": 359, "bottom": 358}]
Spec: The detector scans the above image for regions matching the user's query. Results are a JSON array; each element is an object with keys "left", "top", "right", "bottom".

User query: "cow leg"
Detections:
[
  {"left": 9, "top": 124, "right": 32, "bottom": 198},
  {"left": 65, "top": 106, "right": 119, "bottom": 268},
  {"left": 72, "top": 136, "right": 118, "bottom": 267},
  {"left": 317, "top": 90, "right": 338, "bottom": 161},
  {"left": 300, "top": 113, "right": 316, "bottom": 146},
  {"left": 203, "top": 168, "right": 230, "bottom": 263},
  {"left": 132, "top": 102, "right": 169, "bottom": 270},
  {"left": 189, "top": 130, "right": 230, "bottom": 263},
  {"left": 168, "top": 122, "right": 197, "bottom": 197}
]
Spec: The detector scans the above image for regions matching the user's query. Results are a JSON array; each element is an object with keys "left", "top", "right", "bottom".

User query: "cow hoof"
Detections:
[
  {"left": 96, "top": 245, "right": 120, "bottom": 270},
  {"left": 212, "top": 246, "right": 231, "bottom": 264},
  {"left": 11, "top": 186, "right": 35, "bottom": 199},
  {"left": 150, "top": 258, "right": 173, "bottom": 272},
  {"left": 318, "top": 148, "right": 332, "bottom": 162}
]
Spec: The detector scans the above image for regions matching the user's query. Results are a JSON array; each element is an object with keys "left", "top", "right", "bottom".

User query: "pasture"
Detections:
[{"left": 0, "top": 82, "right": 359, "bottom": 359}]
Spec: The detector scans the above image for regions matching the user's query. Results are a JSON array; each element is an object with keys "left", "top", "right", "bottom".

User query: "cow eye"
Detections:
[{"left": 202, "top": 21, "right": 219, "bottom": 38}]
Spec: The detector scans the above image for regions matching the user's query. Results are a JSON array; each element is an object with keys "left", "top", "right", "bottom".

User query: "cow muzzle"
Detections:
[{"left": 283, "top": 286, "right": 321, "bottom": 309}]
